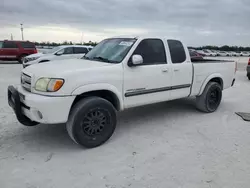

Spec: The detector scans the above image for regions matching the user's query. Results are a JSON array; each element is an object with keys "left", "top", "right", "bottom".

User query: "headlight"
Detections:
[
  {"left": 35, "top": 78, "right": 64, "bottom": 92},
  {"left": 27, "top": 57, "right": 39, "bottom": 61}
]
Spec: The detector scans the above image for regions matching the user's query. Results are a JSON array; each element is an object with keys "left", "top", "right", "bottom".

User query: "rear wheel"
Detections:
[
  {"left": 18, "top": 54, "right": 27, "bottom": 64},
  {"left": 66, "top": 97, "right": 117, "bottom": 148},
  {"left": 196, "top": 82, "right": 222, "bottom": 113}
]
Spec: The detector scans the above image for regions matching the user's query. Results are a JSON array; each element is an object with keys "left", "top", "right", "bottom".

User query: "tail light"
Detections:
[
  {"left": 248, "top": 58, "right": 250, "bottom": 65},
  {"left": 34, "top": 49, "right": 38, "bottom": 53}
]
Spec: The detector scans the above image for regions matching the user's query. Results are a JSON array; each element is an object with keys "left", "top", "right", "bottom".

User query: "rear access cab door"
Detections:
[{"left": 167, "top": 40, "right": 193, "bottom": 100}]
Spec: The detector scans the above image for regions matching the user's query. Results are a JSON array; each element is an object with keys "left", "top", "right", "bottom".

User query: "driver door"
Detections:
[{"left": 123, "top": 38, "right": 172, "bottom": 108}]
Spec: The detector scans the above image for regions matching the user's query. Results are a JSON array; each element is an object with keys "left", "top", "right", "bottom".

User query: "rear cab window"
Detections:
[
  {"left": 0, "top": 41, "right": 3, "bottom": 48},
  {"left": 167, "top": 40, "right": 186, "bottom": 63},
  {"left": 2, "top": 41, "right": 18, "bottom": 48},
  {"left": 132, "top": 38, "right": 167, "bottom": 65}
]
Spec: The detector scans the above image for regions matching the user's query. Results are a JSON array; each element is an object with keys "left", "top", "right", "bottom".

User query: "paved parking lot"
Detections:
[{"left": 0, "top": 58, "right": 250, "bottom": 188}]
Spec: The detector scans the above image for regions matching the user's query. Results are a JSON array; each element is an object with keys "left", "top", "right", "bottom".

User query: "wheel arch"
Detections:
[
  {"left": 198, "top": 74, "right": 223, "bottom": 95},
  {"left": 71, "top": 84, "right": 123, "bottom": 111},
  {"left": 39, "top": 59, "right": 50, "bottom": 63}
]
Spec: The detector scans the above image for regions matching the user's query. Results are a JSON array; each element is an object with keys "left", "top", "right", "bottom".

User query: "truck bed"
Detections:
[{"left": 190, "top": 59, "right": 236, "bottom": 96}]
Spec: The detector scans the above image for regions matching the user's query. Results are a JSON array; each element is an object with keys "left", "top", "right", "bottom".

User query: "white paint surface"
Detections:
[{"left": 0, "top": 59, "right": 250, "bottom": 188}]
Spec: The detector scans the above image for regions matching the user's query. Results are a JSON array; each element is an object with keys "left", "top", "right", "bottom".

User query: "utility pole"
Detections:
[
  {"left": 81, "top": 32, "right": 83, "bottom": 44},
  {"left": 11, "top": 34, "right": 13, "bottom": 40},
  {"left": 20, "top": 23, "right": 24, "bottom": 40}
]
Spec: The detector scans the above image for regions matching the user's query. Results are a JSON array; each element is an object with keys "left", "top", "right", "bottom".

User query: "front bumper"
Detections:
[{"left": 8, "top": 85, "right": 75, "bottom": 125}]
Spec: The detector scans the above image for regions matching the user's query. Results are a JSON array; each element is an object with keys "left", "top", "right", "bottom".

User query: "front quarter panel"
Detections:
[{"left": 72, "top": 83, "right": 124, "bottom": 110}]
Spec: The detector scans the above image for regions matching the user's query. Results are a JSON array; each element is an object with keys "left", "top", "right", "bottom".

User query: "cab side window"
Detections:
[
  {"left": 167, "top": 40, "right": 186, "bottom": 63},
  {"left": 132, "top": 39, "right": 167, "bottom": 65}
]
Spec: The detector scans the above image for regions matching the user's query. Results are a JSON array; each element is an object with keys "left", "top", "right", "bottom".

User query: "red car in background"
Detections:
[
  {"left": 0, "top": 40, "right": 37, "bottom": 63},
  {"left": 189, "top": 50, "right": 204, "bottom": 61}
]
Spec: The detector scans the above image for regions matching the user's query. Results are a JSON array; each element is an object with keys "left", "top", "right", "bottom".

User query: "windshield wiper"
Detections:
[{"left": 92, "top": 56, "right": 117, "bottom": 63}]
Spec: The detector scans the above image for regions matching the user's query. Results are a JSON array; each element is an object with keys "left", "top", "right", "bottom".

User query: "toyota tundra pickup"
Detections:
[{"left": 8, "top": 36, "right": 236, "bottom": 148}]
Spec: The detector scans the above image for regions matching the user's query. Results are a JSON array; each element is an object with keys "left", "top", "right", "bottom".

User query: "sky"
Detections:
[{"left": 1, "top": 0, "right": 250, "bottom": 46}]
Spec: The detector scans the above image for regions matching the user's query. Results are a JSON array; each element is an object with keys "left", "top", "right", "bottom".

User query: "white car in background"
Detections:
[
  {"left": 217, "top": 51, "right": 228, "bottom": 56},
  {"left": 230, "top": 51, "right": 240, "bottom": 57},
  {"left": 23, "top": 45, "right": 93, "bottom": 68},
  {"left": 241, "top": 51, "right": 250, "bottom": 57},
  {"left": 202, "top": 49, "right": 217, "bottom": 56}
]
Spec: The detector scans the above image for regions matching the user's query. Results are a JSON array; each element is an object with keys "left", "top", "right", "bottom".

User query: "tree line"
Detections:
[
  {"left": 34, "top": 41, "right": 98, "bottom": 47},
  {"left": 188, "top": 45, "right": 250, "bottom": 52}
]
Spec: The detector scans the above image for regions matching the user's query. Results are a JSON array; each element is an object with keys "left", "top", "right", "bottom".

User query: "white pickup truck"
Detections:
[{"left": 8, "top": 36, "right": 236, "bottom": 148}]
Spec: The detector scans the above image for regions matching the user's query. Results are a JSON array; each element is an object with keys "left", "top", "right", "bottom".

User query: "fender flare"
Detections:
[
  {"left": 71, "top": 83, "right": 124, "bottom": 110},
  {"left": 198, "top": 73, "right": 223, "bottom": 96}
]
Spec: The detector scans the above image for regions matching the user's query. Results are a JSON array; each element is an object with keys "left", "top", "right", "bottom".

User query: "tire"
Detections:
[
  {"left": 248, "top": 75, "right": 250, "bottom": 80},
  {"left": 196, "top": 82, "right": 222, "bottom": 113},
  {"left": 66, "top": 97, "right": 117, "bottom": 148},
  {"left": 18, "top": 54, "right": 27, "bottom": 64}
]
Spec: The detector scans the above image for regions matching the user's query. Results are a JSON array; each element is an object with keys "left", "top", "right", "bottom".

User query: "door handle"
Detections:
[
  {"left": 162, "top": 69, "right": 168, "bottom": 73},
  {"left": 174, "top": 69, "right": 180, "bottom": 72}
]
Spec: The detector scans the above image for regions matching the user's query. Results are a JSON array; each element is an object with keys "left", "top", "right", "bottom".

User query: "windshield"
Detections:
[
  {"left": 83, "top": 38, "right": 136, "bottom": 63},
  {"left": 44, "top": 46, "right": 62, "bottom": 54}
]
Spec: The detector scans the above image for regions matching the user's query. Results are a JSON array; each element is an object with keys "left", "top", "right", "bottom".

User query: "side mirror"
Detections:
[{"left": 129, "top": 55, "right": 143, "bottom": 67}]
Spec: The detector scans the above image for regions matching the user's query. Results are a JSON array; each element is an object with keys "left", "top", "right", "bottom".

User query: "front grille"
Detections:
[{"left": 21, "top": 73, "right": 31, "bottom": 92}]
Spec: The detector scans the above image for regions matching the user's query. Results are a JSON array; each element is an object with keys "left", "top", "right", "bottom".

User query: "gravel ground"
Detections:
[{"left": 0, "top": 58, "right": 250, "bottom": 188}]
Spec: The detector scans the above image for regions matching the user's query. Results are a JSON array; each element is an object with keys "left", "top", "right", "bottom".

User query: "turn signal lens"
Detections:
[{"left": 47, "top": 79, "right": 64, "bottom": 92}]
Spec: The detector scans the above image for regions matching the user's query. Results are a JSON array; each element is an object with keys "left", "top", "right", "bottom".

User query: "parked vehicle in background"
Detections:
[
  {"left": 247, "top": 58, "right": 250, "bottom": 80},
  {"left": 8, "top": 36, "right": 236, "bottom": 148},
  {"left": 189, "top": 50, "right": 203, "bottom": 60},
  {"left": 230, "top": 51, "right": 240, "bottom": 57},
  {"left": 211, "top": 50, "right": 219, "bottom": 56},
  {"left": 23, "top": 45, "right": 93, "bottom": 68},
  {"left": 241, "top": 51, "right": 250, "bottom": 57},
  {"left": 196, "top": 50, "right": 206, "bottom": 56},
  {"left": 203, "top": 49, "right": 217, "bottom": 56},
  {"left": 235, "top": 52, "right": 242, "bottom": 56},
  {"left": 217, "top": 51, "right": 228, "bottom": 56},
  {"left": 0, "top": 40, "right": 37, "bottom": 63}
]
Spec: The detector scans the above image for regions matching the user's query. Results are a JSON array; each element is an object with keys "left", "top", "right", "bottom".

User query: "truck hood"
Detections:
[
  {"left": 23, "top": 59, "right": 115, "bottom": 77},
  {"left": 26, "top": 52, "right": 44, "bottom": 58}
]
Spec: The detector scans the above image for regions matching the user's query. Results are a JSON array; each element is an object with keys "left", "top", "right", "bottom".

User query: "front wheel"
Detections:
[
  {"left": 196, "top": 82, "right": 222, "bottom": 113},
  {"left": 66, "top": 97, "right": 117, "bottom": 148},
  {"left": 18, "top": 54, "right": 27, "bottom": 64}
]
